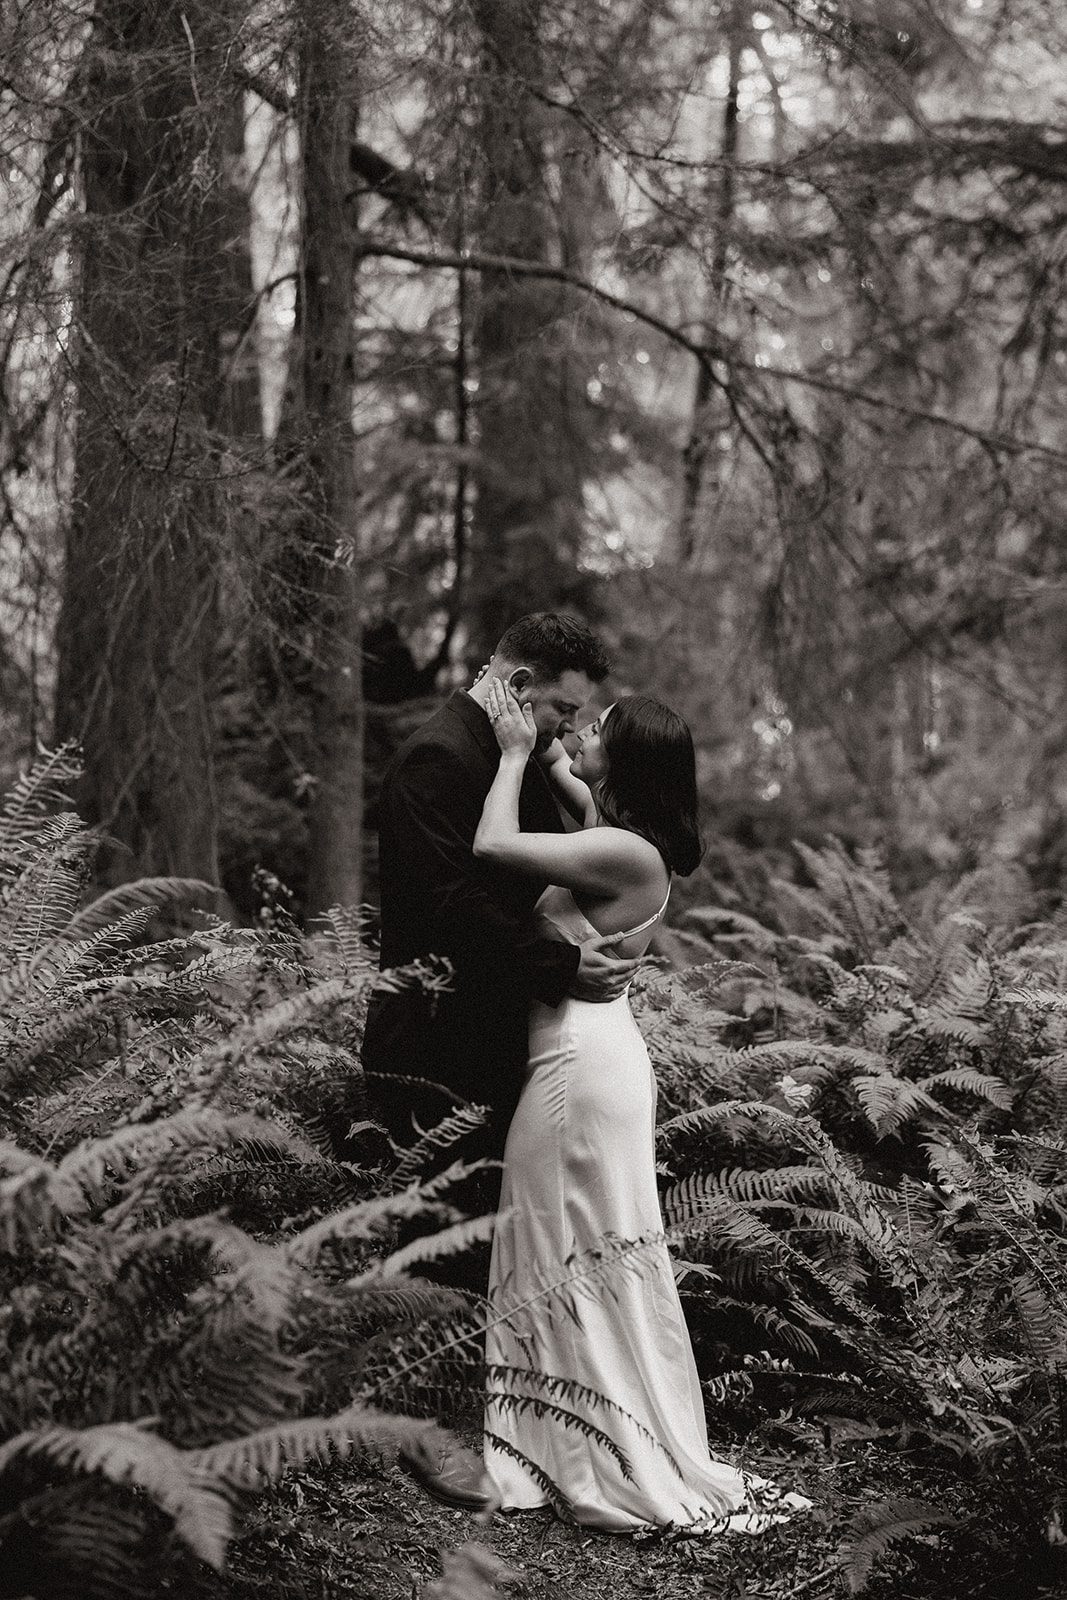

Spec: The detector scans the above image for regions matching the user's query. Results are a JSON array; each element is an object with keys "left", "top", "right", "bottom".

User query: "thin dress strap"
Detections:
[{"left": 607, "top": 881, "right": 672, "bottom": 943}]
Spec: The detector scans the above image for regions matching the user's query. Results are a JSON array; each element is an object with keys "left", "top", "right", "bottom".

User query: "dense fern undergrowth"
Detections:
[{"left": 2, "top": 755, "right": 1067, "bottom": 1599}]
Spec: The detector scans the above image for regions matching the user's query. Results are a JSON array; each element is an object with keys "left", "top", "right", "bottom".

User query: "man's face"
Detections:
[{"left": 511, "top": 668, "right": 594, "bottom": 751}]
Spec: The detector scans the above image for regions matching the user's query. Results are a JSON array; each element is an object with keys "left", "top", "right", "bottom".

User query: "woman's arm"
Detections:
[
  {"left": 537, "top": 738, "right": 597, "bottom": 827},
  {"left": 473, "top": 680, "right": 646, "bottom": 896}
]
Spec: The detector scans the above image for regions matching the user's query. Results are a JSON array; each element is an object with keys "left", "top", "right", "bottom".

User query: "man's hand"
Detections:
[{"left": 570, "top": 933, "right": 641, "bottom": 1002}]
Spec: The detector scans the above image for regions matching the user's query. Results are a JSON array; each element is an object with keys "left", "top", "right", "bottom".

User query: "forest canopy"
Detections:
[{"left": 2, "top": 0, "right": 1066, "bottom": 919}]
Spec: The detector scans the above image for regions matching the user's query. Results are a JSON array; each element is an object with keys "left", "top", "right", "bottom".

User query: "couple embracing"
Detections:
[{"left": 362, "top": 613, "right": 802, "bottom": 1535}]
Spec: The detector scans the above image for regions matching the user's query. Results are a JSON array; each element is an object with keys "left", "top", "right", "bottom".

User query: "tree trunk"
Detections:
[
  {"left": 466, "top": 0, "right": 597, "bottom": 655},
  {"left": 54, "top": 0, "right": 249, "bottom": 885},
  {"left": 289, "top": 9, "right": 364, "bottom": 919},
  {"left": 677, "top": 3, "right": 744, "bottom": 565}
]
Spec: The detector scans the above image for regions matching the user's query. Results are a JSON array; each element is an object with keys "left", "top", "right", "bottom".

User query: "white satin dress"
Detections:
[{"left": 483, "top": 884, "right": 750, "bottom": 1532}]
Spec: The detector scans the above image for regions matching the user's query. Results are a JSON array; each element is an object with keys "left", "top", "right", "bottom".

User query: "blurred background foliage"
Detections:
[{"left": 3, "top": 0, "right": 1067, "bottom": 923}]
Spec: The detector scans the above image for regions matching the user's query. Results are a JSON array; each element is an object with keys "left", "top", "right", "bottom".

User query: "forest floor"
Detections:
[{"left": 203, "top": 1423, "right": 1051, "bottom": 1600}]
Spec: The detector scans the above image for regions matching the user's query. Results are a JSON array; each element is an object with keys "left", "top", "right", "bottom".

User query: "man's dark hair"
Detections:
[{"left": 494, "top": 613, "right": 610, "bottom": 685}]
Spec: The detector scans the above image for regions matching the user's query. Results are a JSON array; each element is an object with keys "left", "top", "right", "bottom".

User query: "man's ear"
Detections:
[{"left": 507, "top": 667, "right": 533, "bottom": 697}]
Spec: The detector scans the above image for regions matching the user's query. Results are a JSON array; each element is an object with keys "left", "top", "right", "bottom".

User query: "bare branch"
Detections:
[{"left": 359, "top": 239, "right": 1067, "bottom": 468}]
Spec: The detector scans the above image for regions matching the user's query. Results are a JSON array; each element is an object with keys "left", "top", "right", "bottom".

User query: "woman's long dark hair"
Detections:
[{"left": 597, "top": 695, "right": 703, "bottom": 876}]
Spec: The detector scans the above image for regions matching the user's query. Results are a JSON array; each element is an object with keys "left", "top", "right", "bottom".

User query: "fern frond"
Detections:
[
  {"left": 358, "top": 1212, "right": 498, "bottom": 1279},
  {"left": 0, "top": 913, "right": 225, "bottom": 1027},
  {"left": 285, "top": 1185, "right": 463, "bottom": 1268},
  {"left": 852, "top": 1074, "right": 943, "bottom": 1138},
  {"left": 423, "top": 1542, "right": 522, "bottom": 1600},
  {"left": 1011, "top": 1274, "right": 1067, "bottom": 1362},
  {"left": 387, "top": 1104, "right": 489, "bottom": 1192},
  {"left": 316, "top": 905, "right": 378, "bottom": 976},
  {"left": 0, "top": 815, "right": 95, "bottom": 961},
  {"left": 485, "top": 1389, "right": 637, "bottom": 1479},
  {"left": 482, "top": 1431, "right": 574, "bottom": 1518},
  {"left": 485, "top": 1364, "right": 675, "bottom": 1454},
  {"left": 3, "top": 1494, "right": 151, "bottom": 1600},
  {"left": 0, "top": 744, "right": 81, "bottom": 876},
  {"left": 681, "top": 907, "right": 781, "bottom": 951},
  {"left": 695, "top": 1293, "right": 824, "bottom": 1359},
  {"left": 1005, "top": 1131, "right": 1067, "bottom": 1170},
  {"left": 0, "top": 989, "right": 128, "bottom": 1101},
  {"left": 785, "top": 1205, "right": 898, "bottom": 1250},
  {"left": 189, "top": 1404, "right": 443, "bottom": 1486},
  {"left": 184, "top": 977, "right": 367, "bottom": 1099},
  {"left": 340, "top": 1280, "right": 475, "bottom": 1322},
  {"left": 785, "top": 838, "right": 902, "bottom": 962},
  {"left": 1003, "top": 986, "right": 1067, "bottom": 1012},
  {"left": 918, "top": 1069, "right": 1013, "bottom": 1109},
  {"left": 661, "top": 1098, "right": 799, "bottom": 1142},
  {"left": 843, "top": 1497, "right": 959, "bottom": 1593},
  {"left": 921, "top": 1012, "right": 987, "bottom": 1047},
  {"left": 0, "top": 1422, "right": 233, "bottom": 1568},
  {"left": 1031, "top": 1051, "right": 1067, "bottom": 1095},
  {"left": 0, "top": 1148, "right": 87, "bottom": 1249},
  {"left": 64, "top": 878, "right": 218, "bottom": 939},
  {"left": 662, "top": 1165, "right": 832, "bottom": 1223},
  {"left": 60, "top": 1110, "right": 317, "bottom": 1208}
]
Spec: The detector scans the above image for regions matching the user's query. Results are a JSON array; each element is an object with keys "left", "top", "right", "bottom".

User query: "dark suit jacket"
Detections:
[{"left": 362, "top": 691, "right": 581, "bottom": 1151}]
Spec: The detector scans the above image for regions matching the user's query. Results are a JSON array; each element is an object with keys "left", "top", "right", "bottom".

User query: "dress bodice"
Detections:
[{"left": 534, "top": 882, "right": 670, "bottom": 947}]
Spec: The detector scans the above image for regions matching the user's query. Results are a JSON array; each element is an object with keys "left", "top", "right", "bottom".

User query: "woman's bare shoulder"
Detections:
[{"left": 589, "top": 824, "right": 665, "bottom": 880}]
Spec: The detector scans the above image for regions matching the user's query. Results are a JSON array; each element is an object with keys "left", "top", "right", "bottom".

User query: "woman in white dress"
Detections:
[{"left": 473, "top": 681, "right": 769, "bottom": 1534}]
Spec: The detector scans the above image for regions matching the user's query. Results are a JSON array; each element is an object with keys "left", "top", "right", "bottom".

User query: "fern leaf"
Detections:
[
  {"left": 285, "top": 1184, "right": 464, "bottom": 1267},
  {"left": 695, "top": 1293, "right": 824, "bottom": 1359},
  {"left": 485, "top": 1364, "right": 679, "bottom": 1457},
  {"left": 852, "top": 1074, "right": 943, "bottom": 1138},
  {"left": 921, "top": 1012, "right": 987, "bottom": 1047},
  {"left": 0, "top": 909, "right": 176, "bottom": 1013},
  {"left": 660, "top": 1098, "right": 799, "bottom": 1141},
  {"left": 64, "top": 877, "right": 219, "bottom": 938},
  {"left": 681, "top": 907, "right": 780, "bottom": 951},
  {"left": 185, "top": 977, "right": 369, "bottom": 1098},
  {"left": 482, "top": 1432, "right": 575, "bottom": 1518},
  {"left": 342, "top": 1280, "right": 475, "bottom": 1322},
  {"left": 1003, "top": 986, "right": 1067, "bottom": 1012},
  {"left": 0, "top": 1422, "right": 233, "bottom": 1569},
  {"left": 60, "top": 1110, "right": 317, "bottom": 1206},
  {"left": 1011, "top": 1274, "right": 1067, "bottom": 1362},
  {"left": 189, "top": 1404, "right": 444, "bottom": 1486},
  {"left": 0, "top": 1149, "right": 87, "bottom": 1249},
  {"left": 0, "top": 990, "right": 128, "bottom": 1100},
  {"left": 0, "top": 744, "right": 81, "bottom": 875},
  {"left": 843, "top": 1497, "right": 959, "bottom": 1593},
  {"left": 662, "top": 1165, "right": 832, "bottom": 1223},
  {"left": 358, "top": 1212, "right": 498, "bottom": 1280},
  {"left": 387, "top": 1104, "right": 489, "bottom": 1191},
  {"left": 0, "top": 815, "right": 95, "bottom": 960},
  {"left": 423, "top": 1542, "right": 521, "bottom": 1600},
  {"left": 918, "top": 1069, "right": 1013, "bottom": 1109},
  {"left": 316, "top": 905, "right": 378, "bottom": 976}
]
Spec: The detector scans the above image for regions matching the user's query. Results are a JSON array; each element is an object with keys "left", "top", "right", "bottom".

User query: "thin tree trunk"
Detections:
[
  {"left": 677, "top": 3, "right": 745, "bottom": 564},
  {"left": 292, "top": 10, "right": 364, "bottom": 919}
]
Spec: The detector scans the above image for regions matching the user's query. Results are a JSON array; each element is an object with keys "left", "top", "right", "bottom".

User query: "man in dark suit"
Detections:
[
  {"left": 363, "top": 613, "right": 638, "bottom": 1167},
  {"left": 363, "top": 614, "right": 638, "bottom": 1509}
]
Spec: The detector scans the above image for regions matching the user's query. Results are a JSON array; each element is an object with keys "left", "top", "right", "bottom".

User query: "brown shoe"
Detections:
[{"left": 400, "top": 1439, "right": 499, "bottom": 1513}]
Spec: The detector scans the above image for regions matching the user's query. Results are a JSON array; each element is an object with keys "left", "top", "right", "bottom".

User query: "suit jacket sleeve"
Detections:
[{"left": 387, "top": 741, "right": 580, "bottom": 1006}]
